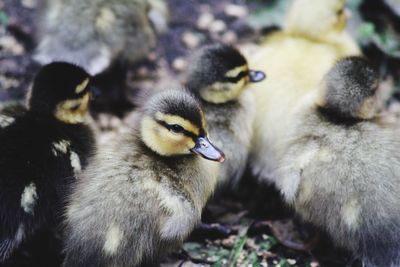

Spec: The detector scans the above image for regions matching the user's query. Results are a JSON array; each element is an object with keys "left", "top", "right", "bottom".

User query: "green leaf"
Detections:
[
  {"left": 247, "top": 251, "right": 261, "bottom": 267},
  {"left": 259, "top": 235, "right": 278, "bottom": 251},
  {"left": 372, "top": 28, "right": 400, "bottom": 58},
  {"left": 277, "top": 258, "right": 290, "bottom": 267},
  {"left": 0, "top": 10, "right": 9, "bottom": 25},
  {"left": 211, "top": 260, "right": 223, "bottom": 267},
  {"left": 358, "top": 23, "right": 375, "bottom": 39},
  {"left": 228, "top": 230, "right": 248, "bottom": 267}
]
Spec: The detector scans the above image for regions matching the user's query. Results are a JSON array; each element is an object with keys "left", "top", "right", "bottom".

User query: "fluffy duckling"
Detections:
[
  {"left": 285, "top": 0, "right": 355, "bottom": 48},
  {"left": 34, "top": 0, "right": 157, "bottom": 75},
  {"left": 273, "top": 57, "right": 400, "bottom": 266},
  {"left": 185, "top": 44, "right": 265, "bottom": 189},
  {"left": 63, "top": 89, "right": 224, "bottom": 267},
  {"left": 249, "top": 0, "right": 361, "bottom": 181},
  {"left": 0, "top": 62, "right": 95, "bottom": 265}
]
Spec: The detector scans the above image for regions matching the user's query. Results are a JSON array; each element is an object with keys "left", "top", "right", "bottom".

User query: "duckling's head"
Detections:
[
  {"left": 186, "top": 44, "right": 265, "bottom": 104},
  {"left": 286, "top": 0, "right": 347, "bottom": 39},
  {"left": 28, "top": 62, "right": 93, "bottom": 124},
  {"left": 140, "top": 89, "right": 225, "bottom": 162},
  {"left": 318, "top": 56, "right": 379, "bottom": 120}
]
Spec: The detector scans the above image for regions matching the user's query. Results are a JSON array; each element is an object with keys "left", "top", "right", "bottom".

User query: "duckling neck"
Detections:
[
  {"left": 317, "top": 106, "right": 361, "bottom": 126},
  {"left": 199, "top": 87, "right": 241, "bottom": 104}
]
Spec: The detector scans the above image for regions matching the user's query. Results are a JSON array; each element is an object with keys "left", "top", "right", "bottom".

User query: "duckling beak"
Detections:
[
  {"left": 88, "top": 85, "right": 101, "bottom": 99},
  {"left": 191, "top": 137, "right": 225, "bottom": 163},
  {"left": 248, "top": 70, "right": 266, "bottom": 83}
]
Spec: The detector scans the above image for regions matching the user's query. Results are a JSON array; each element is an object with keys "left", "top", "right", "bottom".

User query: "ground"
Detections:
[{"left": 0, "top": 0, "right": 400, "bottom": 266}]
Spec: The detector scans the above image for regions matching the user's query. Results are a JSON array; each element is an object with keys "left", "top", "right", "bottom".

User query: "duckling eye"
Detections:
[
  {"left": 70, "top": 103, "right": 81, "bottom": 111},
  {"left": 336, "top": 8, "right": 344, "bottom": 16},
  {"left": 169, "top": 124, "right": 184, "bottom": 133},
  {"left": 224, "top": 71, "right": 248, "bottom": 83}
]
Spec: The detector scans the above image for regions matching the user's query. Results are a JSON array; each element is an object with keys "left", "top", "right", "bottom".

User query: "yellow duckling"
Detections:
[{"left": 249, "top": 0, "right": 361, "bottom": 181}]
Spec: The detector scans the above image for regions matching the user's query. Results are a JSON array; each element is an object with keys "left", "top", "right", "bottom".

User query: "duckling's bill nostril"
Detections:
[
  {"left": 191, "top": 136, "right": 225, "bottom": 162},
  {"left": 88, "top": 86, "right": 101, "bottom": 98},
  {"left": 249, "top": 70, "right": 266, "bottom": 83}
]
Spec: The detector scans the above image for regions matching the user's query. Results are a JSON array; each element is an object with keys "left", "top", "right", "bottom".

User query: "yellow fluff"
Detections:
[{"left": 248, "top": 0, "right": 361, "bottom": 180}]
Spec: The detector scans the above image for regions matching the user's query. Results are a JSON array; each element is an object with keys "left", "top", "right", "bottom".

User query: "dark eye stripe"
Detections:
[
  {"left": 155, "top": 119, "right": 198, "bottom": 139},
  {"left": 337, "top": 8, "right": 344, "bottom": 16},
  {"left": 223, "top": 71, "right": 248, "bottom": 83},
  {"left": 70, "top": 103, "right": 81, "bottom": 111}
]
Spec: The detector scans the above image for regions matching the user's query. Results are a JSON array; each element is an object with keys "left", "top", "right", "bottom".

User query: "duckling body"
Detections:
[
  {"left": 249, "top": 0, "right": 361, "bottom": 181},
  {"left": 276, "top": 101, "right": 400, "bottom": 267},
  {"left": 35, "top": 0, "right": 156, "bottom": 75},
  {"left": 0, "top": 63, "right": 95, "bottom": 265},
  {"left": 63, "top": 89, "right": 223, "bottom": 267},
  {"left": 272, "top": 57, "right": 399, "bottom": 266},
  {"left": 186, "top": 44, "right": 265, "bottom": 188},
  {"left": 200, "top": 95, "right": 254, "bottom": 188}
]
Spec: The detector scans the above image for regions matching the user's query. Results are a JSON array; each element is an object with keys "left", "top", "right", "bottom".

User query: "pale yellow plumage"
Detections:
[{"left": 248, "top": 0, "right": 361, "bottom": 180}]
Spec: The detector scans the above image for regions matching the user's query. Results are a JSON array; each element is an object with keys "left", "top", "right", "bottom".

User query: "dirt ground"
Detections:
[{"left": 1, "top": 0, "right": 400, "bottom": 266}]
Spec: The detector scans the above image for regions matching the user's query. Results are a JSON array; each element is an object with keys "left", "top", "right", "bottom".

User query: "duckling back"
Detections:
[
  {"left": 275, "top": 100, "right": 400, "bottom": 267},
  {"left": 0, "top": 105, "right": 94, "bottom": 266},
  {"left": 35, "top": 0, "right": 156, "bottom": 75}
]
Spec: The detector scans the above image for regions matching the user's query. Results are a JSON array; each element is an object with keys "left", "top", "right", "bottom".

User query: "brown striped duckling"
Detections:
[
  {"left": 34, "top": 0, "right": 159, "bottom": 75},
  {"left": 185, "top": 44, "right": 265, "bottom": 189},
  {"left": 63, "top": 89, "right": 224, "bottom": 267},
  {"left": 0, "top": 62, "right": 95, "bottom": 266},
  {"left": 274, "top": 57, "right": 400, "bottom": 267}
]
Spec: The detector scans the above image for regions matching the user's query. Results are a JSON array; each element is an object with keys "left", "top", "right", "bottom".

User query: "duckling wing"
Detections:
[
  {"left": 0, "top": 102, "right": 27, "bottom": 115},
  {"left": 0, "top": 239, "right": 17, "bottom": 263},
  {"left": 0, "top": 103, "right": 26, "bottom": 131},
  {"left": 0, "top": 113, "right": 86, "bottom": 265}
]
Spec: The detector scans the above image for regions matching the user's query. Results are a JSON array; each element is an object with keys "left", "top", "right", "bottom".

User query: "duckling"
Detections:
[
  {"left": 248, "top": 0, "right": 361, "bottom": 181},
  {"left": 272, "top": 57, "right": 400, "bottom": 267},
  {"left": 34, "top": 0, "right": 157, "bottom": 75},
  {"left": 62, "top": 89, "right": 224, "bottom": 267},
  {"left": 185, "top": 44, "right": 265, "bottom": 189},
  {"left": 0, "top": 62, "right": 95, "bottom": 266},
  {"left": 285, "top": 0, "right": 356, "bottom": 49}
]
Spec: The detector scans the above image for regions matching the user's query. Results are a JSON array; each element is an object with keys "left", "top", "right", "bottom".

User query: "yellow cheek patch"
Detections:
[
  {"left": 161, "top": 128, "right": 195, "bottom": 149},
  {"left": 141, "top": 116, "right": 195, "bottom": 156},
  {"left": 201, "top": 80, "right": 246, "bottom": 104},
  {"left": 75, "top": 78, "right": 89, "bottom": 94},
  {"left": 155, "top": 112, "right": 200, "bottom": 136},
  {"left": 55, "top": 93, "right": 90, "bottom": 124},
  {"left": 225, "top": 65, "right": 248, "bottom": 78}
]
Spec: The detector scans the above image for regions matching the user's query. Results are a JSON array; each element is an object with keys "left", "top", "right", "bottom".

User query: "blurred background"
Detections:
[{"left": 0, "top": 0, "right": 399, "bottom": 266}]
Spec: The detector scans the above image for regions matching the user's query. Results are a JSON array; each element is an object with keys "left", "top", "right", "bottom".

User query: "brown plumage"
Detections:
[{"left": 63, "top": 89, "right": 224, "bottom": 267}]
